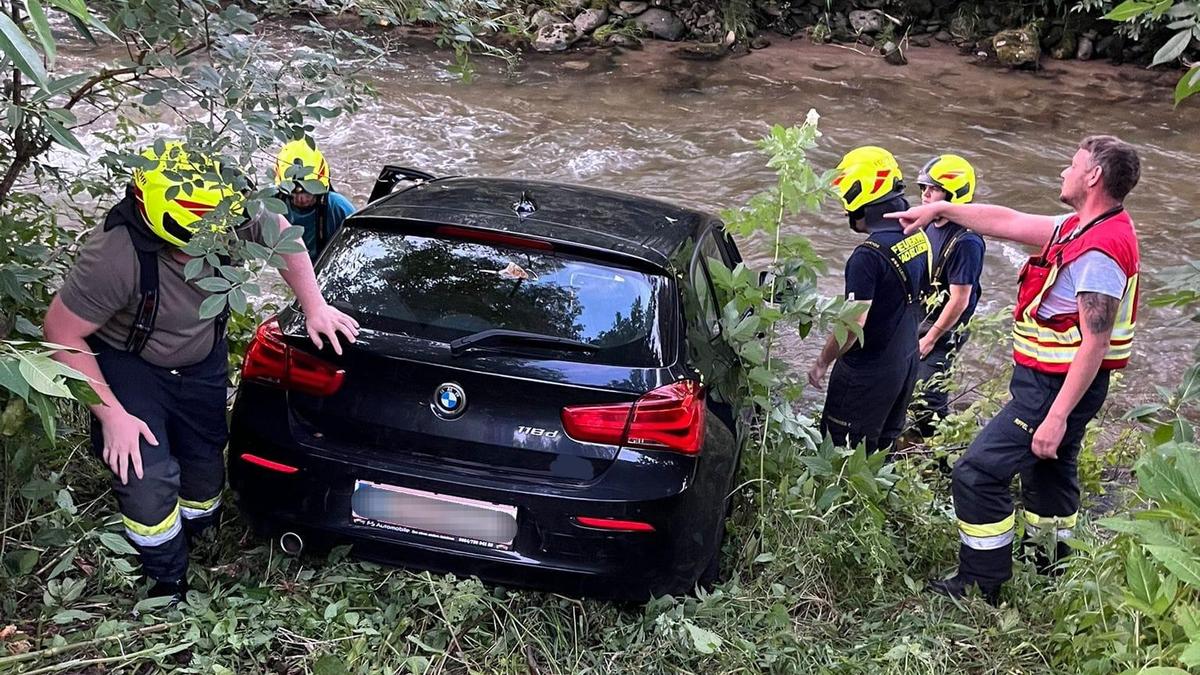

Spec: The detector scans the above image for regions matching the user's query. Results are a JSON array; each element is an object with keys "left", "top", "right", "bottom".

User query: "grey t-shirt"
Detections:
[
  {"left": 1037, "top": 214, "right": 1128, "bottom": 319},
  {"left": 59, "top": 217, "right": 267, "bottom": 369}
]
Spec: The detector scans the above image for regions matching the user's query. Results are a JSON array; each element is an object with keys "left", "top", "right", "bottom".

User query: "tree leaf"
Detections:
[
  {"left": 683, "top": 620, "right": 723, "bottom": 654},
  {"left": 47, "top": 547, "right": 77, "bottom": 580},
  {"left": 24, "top": 0, "right": 55, "bottom": 68},
  {"left": 141, "top": 90, "right": 163, "bottom": 106},
  {"left": 1098, "top": 517, "right": 1183, "bottom": 547},
  {"left": 196, "top": 276, "right": 232, "bottom": 292},
  {"left": 66, "top": 378, "right": 100, "bottom": 406},
  {"left": 45, "top": 0, "right": 118, "bottom": 39},
  {"left": 133, "top": 594, "right": 178, "bottom": 614},
  {"left": 43, "top": 117, "right": 86, "bottom": 154},
  {"left": 1124, "top": 403, "right": 1164, "bottom": 420},
  {"left": 228, "top": 287, "right": 247, "bottom": 315},
  {"left": 98, "top": 532, "right": 138, "bottom": 556},
  {"left": 1144, "top": 546, "right": 1200, "bottom": 589},
  {"left": 183, "top": 256, "right": 205, "bottom": 281},
  {"left": 198, "top": 294, "right": 227, "bottom": 320},
  {"left": 66, "top": 13, "right": 95, "bottom": 44},
  {"left": 1151, "top": 29, "right": 1193, "bottom": 67},
  {"left": 1126, "top": 545, "right": 1159, "bottom": 607},
  {"left": 0, "top": 10, "right": 50, "bottom": 89},
  {"left": 313, "top": 654, "right": 349, "bottom": 675},
  {"left": 1104, "top": 0, "right": 1154, "bottom": 21},
  {"left": 1178, "top": 65, "right": 1200, "bottom": 106},
  {"left": 263, "top": 197, "right": 289, "bottom": 215},
  {"left": 0, "top": 358, "right": 31, "bottom": 400},
  {"left": 51, "top": 608, "right": 95, "bottom": 624},
  {"left": 1182, "top": 641, "right": 1200, "bottom": 668},
  {"left": 18, "top": 353, "right": 71, "bottom": 398}
]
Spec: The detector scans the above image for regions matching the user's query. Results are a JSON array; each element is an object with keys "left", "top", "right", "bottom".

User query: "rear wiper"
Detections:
[{"left": 449, "top": 329, "right": 598, "bottom": 357}]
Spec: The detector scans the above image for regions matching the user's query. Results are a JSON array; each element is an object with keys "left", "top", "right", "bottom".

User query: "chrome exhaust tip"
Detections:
[{"left": 279, "top": 531, "right": 304, "bottom": 555}]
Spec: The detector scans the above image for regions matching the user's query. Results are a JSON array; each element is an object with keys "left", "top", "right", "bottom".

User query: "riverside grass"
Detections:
[{"left": 1, "top": 417, "right": 1061, "bottom": 675}]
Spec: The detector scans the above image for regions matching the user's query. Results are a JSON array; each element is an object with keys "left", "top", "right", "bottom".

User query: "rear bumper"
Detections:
[{"left": 228, "top": 388, "right": 731, "bottom": 599}]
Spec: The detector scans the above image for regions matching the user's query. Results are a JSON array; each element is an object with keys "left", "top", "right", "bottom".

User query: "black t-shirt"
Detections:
[
  {"left": 842, "top": 226, "right": 930, "bottom": 367},
  {"left": 924, "top": 221, "right": 985, "bottom": 329}
]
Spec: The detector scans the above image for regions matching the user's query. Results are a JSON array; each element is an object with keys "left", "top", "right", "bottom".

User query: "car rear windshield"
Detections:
[{"left": 318, "top": 227, "right": 673, "bottom": 367}]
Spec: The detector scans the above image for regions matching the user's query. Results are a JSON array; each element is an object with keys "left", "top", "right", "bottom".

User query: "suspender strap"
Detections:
[
  {"left": 125, "top": 247, "right": 160, "bottom": 355},
  {"left": 857, "top": 239, "right": 917, "bottom": 305},
  {"left": 932, "top": 229, "right": 969, "bottom": 283},
  {"left": 316, "top": 200, "right": 328, "bottom": 252}
]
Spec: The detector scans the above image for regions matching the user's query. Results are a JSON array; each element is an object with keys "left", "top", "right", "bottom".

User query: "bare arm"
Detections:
[
  {"left": 1030, "top": 291, "right": 1116, "bottom": 459},
  {"left": 922, "top": 284, "right": 972, "bottom": 345},
  {"left": 268, "top": 214, "right": 360, "bottom": 354},
  {"left": 888, "top": 203, "right": 1058, "bottom": 248},
  {"left": 44, "top": 296, "right": 158, "bottom": 483},
  {"left": 44, "top": 296, "right": 119, "bottom": 417},
  {"left": 808, "top": 302, "right": 870, "bottom": 388}
]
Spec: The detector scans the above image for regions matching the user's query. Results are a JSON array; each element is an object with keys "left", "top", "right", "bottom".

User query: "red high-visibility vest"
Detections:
[{"left": 1012, "top": 209, "right": 1139, "bottom": 374}]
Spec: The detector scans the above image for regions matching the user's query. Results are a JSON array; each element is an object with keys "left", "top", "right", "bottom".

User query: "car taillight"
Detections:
[
  {"left": 242, "top": 318, "right": 345, "bottom": 397},
  {"left": 561, "top": 381, "right": 705, "bottom": 454}
]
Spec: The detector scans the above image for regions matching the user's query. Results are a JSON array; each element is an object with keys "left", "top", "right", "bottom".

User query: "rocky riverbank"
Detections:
[{"left": 516, "top": 0, "right": 1187, "bottom": 70}]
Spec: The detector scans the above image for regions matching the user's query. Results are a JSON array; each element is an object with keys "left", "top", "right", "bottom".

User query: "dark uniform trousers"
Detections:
[
  {"left": 911, "top": 330, "right": 968, "bottom": 436},
  {"left": 89, "top": 338, "right": 228, "bottom": 583},
  {"left": 821, "top": 351, "right": 920, "bottom": 455},
  {"left": 953, "top": 364, "right": 1110, "bottom": 587}
]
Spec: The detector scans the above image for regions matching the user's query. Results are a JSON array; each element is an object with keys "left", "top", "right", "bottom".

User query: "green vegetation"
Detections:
[
  {"left": 3, "top": 3, "right": 1200, "bottom": 674},
  {"left": 1103, "top": 1, "right": 1200, "bottom": 103}
]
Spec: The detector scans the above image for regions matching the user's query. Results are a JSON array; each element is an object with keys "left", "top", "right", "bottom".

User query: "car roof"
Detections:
[{"left": 351, "top": 176, "right": 721, "bottom": 271}]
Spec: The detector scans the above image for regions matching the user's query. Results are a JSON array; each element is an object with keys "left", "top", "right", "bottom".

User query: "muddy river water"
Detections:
[{"left": 66, "top": 27, "right": 1200, "bottom": 407}]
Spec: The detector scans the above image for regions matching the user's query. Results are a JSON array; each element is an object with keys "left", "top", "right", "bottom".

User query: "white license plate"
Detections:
[{"left": 350, "top": 480, "right": 518, "bottom": 550}]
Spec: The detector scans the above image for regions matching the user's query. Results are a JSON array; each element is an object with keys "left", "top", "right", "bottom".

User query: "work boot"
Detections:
[
  {"left": 927, "top": 573, "right": 1001, "bottom": 606},
  {"left": 1020, "top": 538, "right": 1071, "bottom": 577},
  {"left": 147, "top": 579, "right": 189, "bottom": 606}
]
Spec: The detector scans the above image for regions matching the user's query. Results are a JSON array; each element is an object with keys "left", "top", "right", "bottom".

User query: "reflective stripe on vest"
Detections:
[
  {"left": 1012, "top": 271, "right": 1137, "bottom": 365},
  {"left": 1011, "top": 210, "right": 1139, "bottom": 374}
]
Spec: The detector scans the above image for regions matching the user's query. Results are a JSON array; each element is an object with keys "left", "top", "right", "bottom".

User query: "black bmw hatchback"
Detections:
[{"left": 229, "top": 168, "right": 747, "bottom": 599}]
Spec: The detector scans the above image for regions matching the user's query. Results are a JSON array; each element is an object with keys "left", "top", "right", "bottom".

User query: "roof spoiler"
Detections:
[{"left": 368, "top": 165, "right": 442, "bottom": 203}]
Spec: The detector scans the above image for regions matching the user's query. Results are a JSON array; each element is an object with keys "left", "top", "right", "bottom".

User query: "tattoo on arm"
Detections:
[{"left": 1079, "top": 292, "right": 1118, "bottom": 334}]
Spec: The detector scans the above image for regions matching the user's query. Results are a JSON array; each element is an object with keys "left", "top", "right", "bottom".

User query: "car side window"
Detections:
[{"left": 690, "top": 231, "right": 726, "bottom": 340}]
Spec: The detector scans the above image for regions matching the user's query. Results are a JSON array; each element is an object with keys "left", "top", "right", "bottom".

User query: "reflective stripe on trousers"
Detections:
[
  {"left": 1025, "top": 511, "right": 1077, "bottom": 542},
  {"left": 180, "top": 495, "right": 222, "bottom": 520},
  {"left": 124, "top": 504, "right": 182, "bottom": 548},
  {"left": 959, "top": 512, "right": 1015, "bottom": 551}
]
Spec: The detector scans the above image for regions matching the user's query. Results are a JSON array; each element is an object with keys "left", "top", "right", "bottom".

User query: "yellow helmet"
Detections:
[
  {"left": 917, "top": 154, "right": 975, "bottom": 204},
  {"left": 832, "top": 146, "right": 904, "bottom": 213},
  {"left": 132, "top": 141, "right": 242, "bottom": 248},
  {"left": 275, "top": 139, "right": 330, "bottom": 193}
]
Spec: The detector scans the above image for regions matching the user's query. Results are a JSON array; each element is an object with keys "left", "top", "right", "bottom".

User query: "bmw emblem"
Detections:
[{"left": 433, "top": 382, "right": 467, "bottom": 419}]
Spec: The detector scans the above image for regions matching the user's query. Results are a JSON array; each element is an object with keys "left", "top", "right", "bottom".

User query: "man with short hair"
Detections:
[{"left": 888, "top": 135, "right": 1141, "bottom": 603}]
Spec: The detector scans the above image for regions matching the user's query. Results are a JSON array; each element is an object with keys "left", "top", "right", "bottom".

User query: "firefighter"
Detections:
[
  {"left": 275, "top": 139, "right": 356, "bottom": 262},
  {"left": 888, "top": 135, "right": 1141, "bottom": 603},
  {"left": 807, "top": 146, "right": 931, "bottom": 455},
  {"left": 43, "top": 142, "right": 359, "bottom": 602},
  {"left": 910, "top": 154, "right": 986, "bottom": 436}
]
